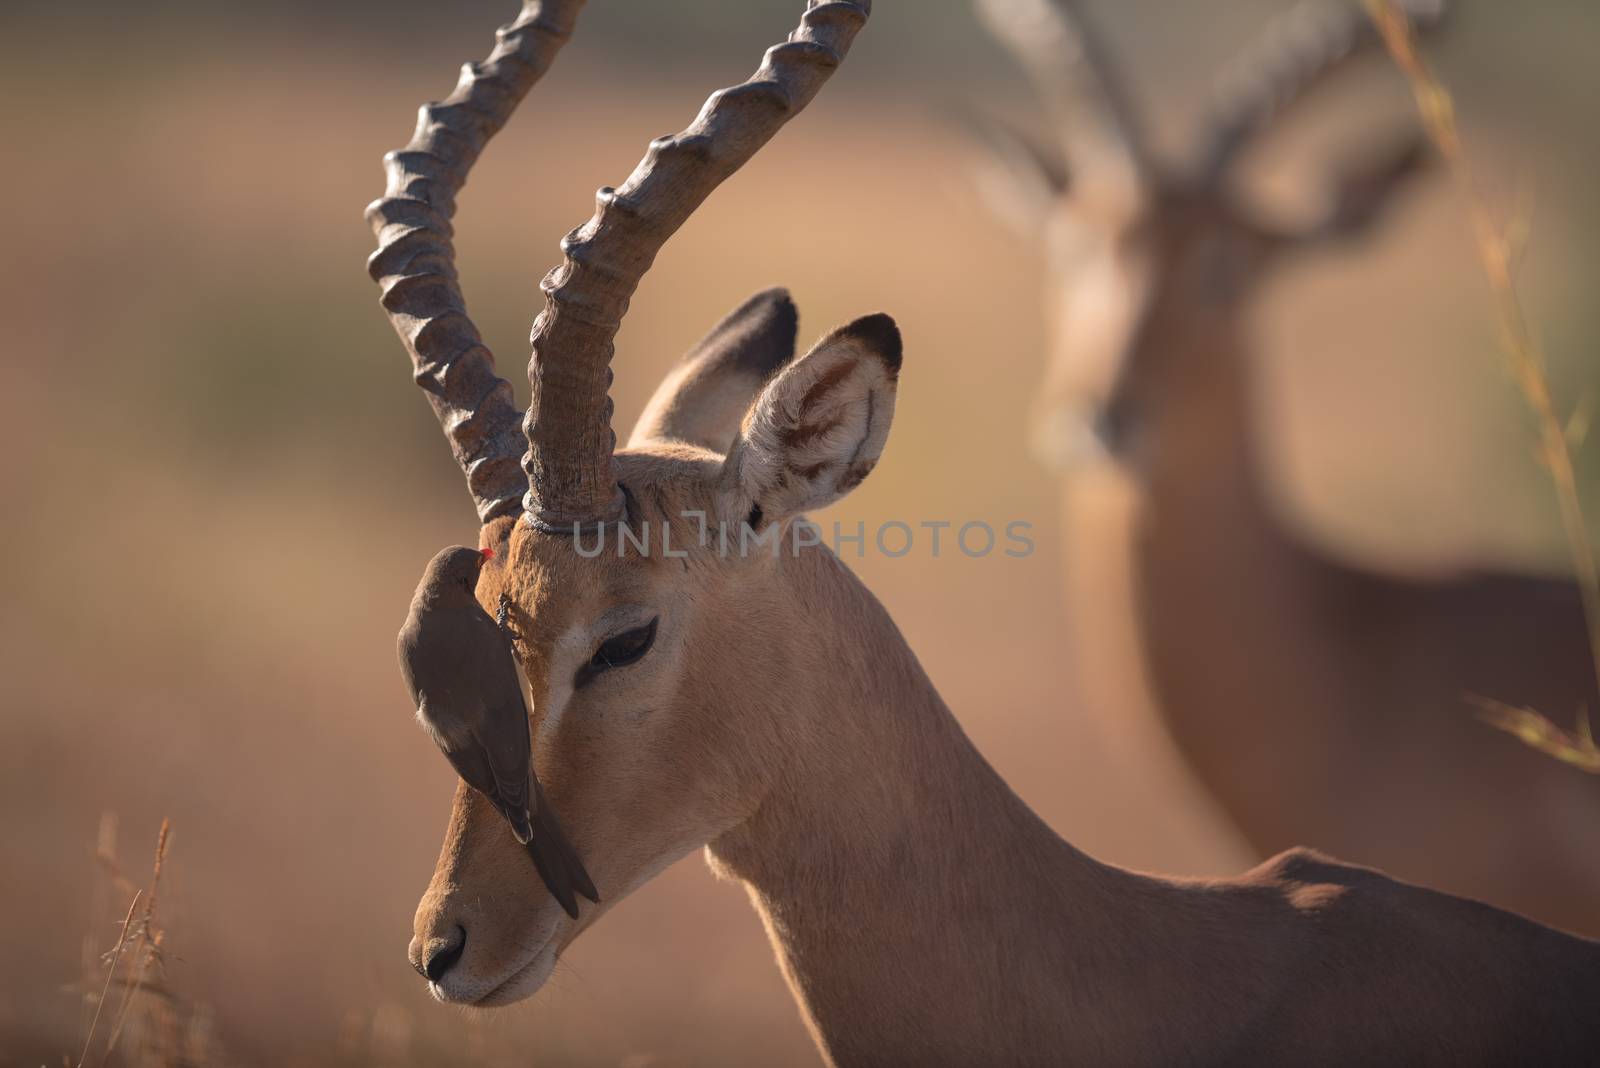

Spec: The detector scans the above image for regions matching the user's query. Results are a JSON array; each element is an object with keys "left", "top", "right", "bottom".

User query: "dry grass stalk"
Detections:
[
  {"left": 102, "top": 818, "right": 172, "bottom": 1060},
  {"left": 1471, "top": 697, "right": 1600, "bottom": 773},
  {"left": 1366, "top": 0, "right": 1600, "bottom": 769},
  {"left": 75, "top": 816, "right": 223, "bottom": 1068},
  {"left": 77, "top": 890, "right": 142, "bottom": 1068}
]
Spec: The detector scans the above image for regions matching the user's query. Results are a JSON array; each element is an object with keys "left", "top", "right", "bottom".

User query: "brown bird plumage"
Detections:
[{"left": 398, "top": 546, "right": 598, "bottom": 918}]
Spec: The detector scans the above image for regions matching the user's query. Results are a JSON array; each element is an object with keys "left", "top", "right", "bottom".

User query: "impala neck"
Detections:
[
  {"left": 705, "top": 547, "right": 1135, "bottom": 1064},
  {"left": 1139, "top": 316, "right": 1267, "bottom": 520},
  {"left": 1133, "top": 312, "right": 1332, "bottom": 628}
]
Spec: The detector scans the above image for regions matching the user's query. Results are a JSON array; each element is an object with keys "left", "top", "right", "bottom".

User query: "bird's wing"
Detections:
[
  {"left": 471, "top": 716, "right": 531, "bottom": 816},
  {"left": 438, "top": 733, "right": 499, "bottom": 801},
  {"left": 435, "top": 719, "right": 533, "bottom": 845},
  {"left": 396, "top": 615, "right": 429, "bottom": 709},
  {"left": 456, "top": 606, "right": 534, "bottom": 816},
  {"left": 402, "top": 601, "right": 534, "bottom": 809}
]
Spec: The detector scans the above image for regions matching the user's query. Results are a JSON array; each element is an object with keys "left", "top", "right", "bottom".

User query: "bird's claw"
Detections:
[{"left": 496, "top": 593, "right": 523, "bottom": 642}]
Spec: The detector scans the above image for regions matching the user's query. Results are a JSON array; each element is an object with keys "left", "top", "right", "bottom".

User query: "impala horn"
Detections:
[{"left": 521, "top": 1, "right": 872, "bottom": 532}]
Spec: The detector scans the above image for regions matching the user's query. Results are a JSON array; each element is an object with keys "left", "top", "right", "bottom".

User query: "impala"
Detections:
[
  {"left": 975, "top": 0, "right": 1600, "bottom": 937},
  {"left": 367, "top": 1, "right": 1600, "bottom": 1062}
]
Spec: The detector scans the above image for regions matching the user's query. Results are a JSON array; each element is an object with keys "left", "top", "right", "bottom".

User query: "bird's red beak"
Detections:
[{"left": 480, "top": 546, "right": 495, "bottom": 560}]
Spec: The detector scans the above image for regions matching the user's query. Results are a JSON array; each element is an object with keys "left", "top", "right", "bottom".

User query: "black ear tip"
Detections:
[
  {"left": 740, "top": 287, "right": 797, "bottom": 329},
  {"left": 714, "top": 287, "right": 798, "bottom": 376},
  {"left": 751, "top": 285, "right": 795, "bottom": 308},
  {"left": 762, "top": 286, "right": 799, "bottom": 336},
  {"left": 841, "top": 313, "right": 902, "bottom": 375}
]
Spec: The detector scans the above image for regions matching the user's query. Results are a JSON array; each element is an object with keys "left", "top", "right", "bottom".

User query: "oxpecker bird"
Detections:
[{"left": 398, "top": 545, "right": 599, "bottom": 918}]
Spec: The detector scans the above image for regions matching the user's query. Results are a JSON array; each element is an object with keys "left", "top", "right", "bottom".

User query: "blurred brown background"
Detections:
[{"left": 2, "top": 1, "right": 1597, "bottom": 1064}]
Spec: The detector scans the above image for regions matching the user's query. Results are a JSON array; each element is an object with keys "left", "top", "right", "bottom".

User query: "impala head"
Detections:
[
  {"left": 367, "top": 0, "right": 885, "bottom": 1006},
  {"left": 974, "top": 0, "right": 1449, "bottom": 468}
]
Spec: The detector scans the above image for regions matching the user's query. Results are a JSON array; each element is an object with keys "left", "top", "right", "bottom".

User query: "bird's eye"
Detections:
[{"left": 582, "top": 617, "right": 658, "bottom": 680}]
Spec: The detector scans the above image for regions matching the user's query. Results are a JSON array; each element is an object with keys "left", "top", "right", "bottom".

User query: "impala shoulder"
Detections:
[
  {"left": 1249, "top": 847, "right": 1393, "bottom": 912},
  {"left": 1254, "top": 846, "right": 1358, "bottom": 886}
]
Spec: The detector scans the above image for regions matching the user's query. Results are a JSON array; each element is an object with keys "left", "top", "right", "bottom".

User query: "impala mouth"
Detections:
[
  {"left": 428, "top": 915, "right": 586, "bottom": 1008},
  {"left": 476, "top": 937, "right": 563, "bottom": 1007},
  {"left": 423, "top": 930, "right": 551, "bottom": 1008}
]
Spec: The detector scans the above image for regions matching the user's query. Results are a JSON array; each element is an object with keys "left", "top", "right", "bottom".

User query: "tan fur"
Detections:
[{"left": 409, "top": 313, "right": 1600, "bottom": 1065}]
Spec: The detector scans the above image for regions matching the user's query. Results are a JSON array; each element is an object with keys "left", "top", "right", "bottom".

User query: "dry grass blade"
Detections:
[
  {"left": 72, "top": 815, "right": 224, "bottom": 1067},
  {"left": 77, "top": 890, "right": 141, "bottom": 1068},
  {"left": 102, "top": 818, "right": 172, "bottom": 1060},
  {"left": 1366, "top": 0, "right": 1600, "bottom": 767},
  {"left": 1472, "top": 698, "right": 1600, "bottom": 773}
]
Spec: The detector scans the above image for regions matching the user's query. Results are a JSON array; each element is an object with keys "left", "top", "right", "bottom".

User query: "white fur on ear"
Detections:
[{"left": 722, "top": 313, "right": 902, "bottom": 525}]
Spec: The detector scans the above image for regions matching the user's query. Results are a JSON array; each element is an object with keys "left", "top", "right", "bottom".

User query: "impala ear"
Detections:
[
  {"left": 965, "top": 113, "right": 1069, "bottom": 241},
  {"left": 719, "top": 314, "right": 901, "bottom": 528},
  {"left": 628, "top": 288, "right": 799, "bottom": 454},
  {"left": 1312, "top": 131, "right": 1434, "bottom": 242}
]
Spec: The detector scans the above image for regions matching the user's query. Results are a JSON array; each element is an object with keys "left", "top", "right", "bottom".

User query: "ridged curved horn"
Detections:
[
  {"left": 521, "top": 1, "right": 872, "bottom": 531},
  {"left": 1198, "top": 0, "right": 1450, "bottom": 179},
  {"left": 366, "top": 2, "right": 585, "bottom": 523},
  {"left": 974, "top": 0, "right": 1149, "bottom": 196}
]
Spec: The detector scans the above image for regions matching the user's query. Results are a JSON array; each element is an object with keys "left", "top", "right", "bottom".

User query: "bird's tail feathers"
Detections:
[
  {"left": 526, "top": 818, "right": 580, "bottom": 920},
  {"left": 541, "top": 801, "right": 600, "bottom": 905}
]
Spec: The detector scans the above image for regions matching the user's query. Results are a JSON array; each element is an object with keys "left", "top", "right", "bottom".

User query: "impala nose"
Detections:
[{"left": 412, "top": 924, "right": 466, "bottom": 982}]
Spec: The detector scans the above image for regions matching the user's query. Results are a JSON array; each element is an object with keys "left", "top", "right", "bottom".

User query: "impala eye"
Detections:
[{"left": 578, "top": 617, "right": 658, "bottom": 686}]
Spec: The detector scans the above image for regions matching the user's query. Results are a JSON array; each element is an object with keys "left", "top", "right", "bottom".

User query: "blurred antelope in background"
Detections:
[
  {"left": 975, "top": 0, "right": 1600, "bottom": 936},
  {"left": 362, "top": 2, "right": 1600, "bottom": 1062}
]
